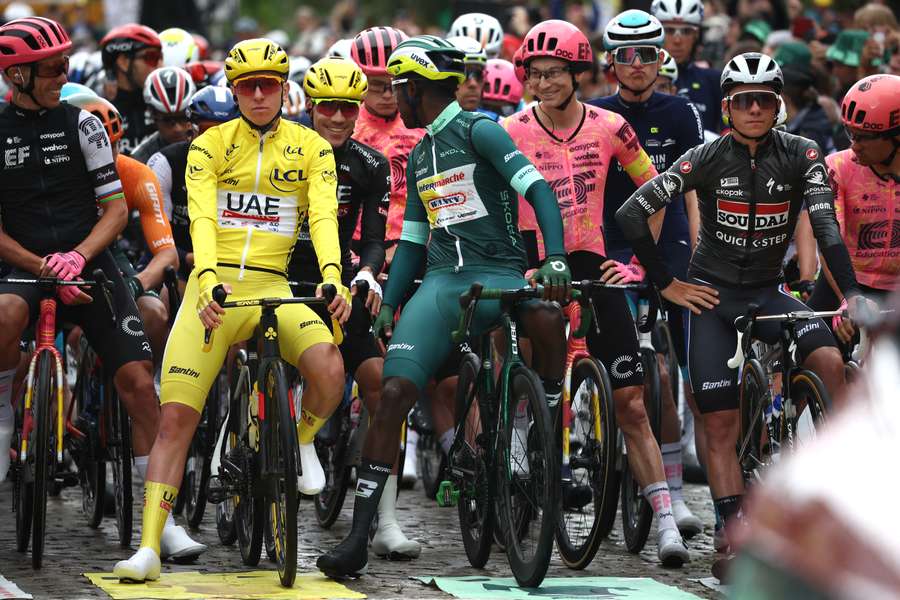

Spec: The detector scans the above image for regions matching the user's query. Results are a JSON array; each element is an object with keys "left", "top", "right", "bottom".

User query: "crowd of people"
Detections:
[{"left": 0, "top": 0, "right": 897, "bottom": 595}]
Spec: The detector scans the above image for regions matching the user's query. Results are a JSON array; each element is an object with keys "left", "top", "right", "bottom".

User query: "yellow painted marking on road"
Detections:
[{"left": 84, "top": 571, "right": 366, "bottom": 600}]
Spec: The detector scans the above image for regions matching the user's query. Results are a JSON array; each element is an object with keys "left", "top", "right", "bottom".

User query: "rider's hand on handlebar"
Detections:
[
  {"left": 197, "top": 272, "right": 229, "bottom": 329},
  {"left": 58, "top": 280, "right": 92, "bottom": 305},
  {"left": 529, "top": 255, "right": 571, "bottom": 303},
  {"left": 838, "top": 294, "right": 880, "bottom": 344},
  {"left": 320, "top": 278, "right": 352, "bottom": 325},
  {"left": 599, "top": 259, "right": 645, "bottom": 285},
  {"left": 372, "top": 304, "right": 394, "bottom": 347},
  {"left": 351, "top": 270, "right": 383, "bottom": 316},
  {"left": 660, "top": 279, "right": 719, "bottom": 315},
  {"left": 43, "top": 250, "right": 86, "bottom": 280}
]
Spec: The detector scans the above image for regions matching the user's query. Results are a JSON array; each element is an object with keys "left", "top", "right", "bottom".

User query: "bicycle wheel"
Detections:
[
  {"left": 556, "top": 357, "right": 618, "bottom": 569},
  {"left": 72, "top": 355, "right": 105, "bottom": 529},
  {"left": 185, "top": 373, "right": 223, "bottom": 529},
  {"left": 496, "top": 365, "right": 558, "bottom": 588},
  {"left": 314, "top": 406, "right": 351, "bottom": 529},
  {"left": 265, "top": 361, "right": 298, "bottom": 587},
  {"left": 14, "top": 378, "right": 33, "bottom": 553},
  {"left": 31, "top": 354, "right": 55, "bottom": 568},
  {"left": 784, "top": 369, "right": 828, "bottom": 449},
  {"left": 235, "top": 368, "right": 263, "bottom": 566},
  {"left": 454, "top": 353, "right": 494, "bottom": 568},
  {"left": 109, "top": 385, "right": 133, "bottom": 548},
  {"left": 738, "top": 359, "right": 768, "bottom": 485},
  {"left": 621, "top": 348, "right": 660, "bottom": 554},
  {"left": 654, "top": 320, "right": 680, "bottom": 410},
  {"left": 418, "top": 432, "right": 445, "bottom": 500},
  {"left": 216, "top": 365, "right": 244, "bottom": 546}
]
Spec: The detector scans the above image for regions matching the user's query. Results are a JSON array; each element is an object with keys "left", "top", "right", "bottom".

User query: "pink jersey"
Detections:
[
  {"left": 353, "top": 105, "right": 425, "bottom": 242},
  {"left": 502, "top": 104, "right": 657, "bottom": 259},
  {"left": 826, "top": 149, "right": 899, "bottom": 291}
]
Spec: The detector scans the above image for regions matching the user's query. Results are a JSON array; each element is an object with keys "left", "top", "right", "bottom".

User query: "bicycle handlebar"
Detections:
[
  {"left": 727, "top": 307, "right": 847, "bottom": 369},
  {"left": 571, "top": 279, "right": 660, "bottom": 335},
  {"left": 0, "top": 268, "right": 117, "bottom": 324}
]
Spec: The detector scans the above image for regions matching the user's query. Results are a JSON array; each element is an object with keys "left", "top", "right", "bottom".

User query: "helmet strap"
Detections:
[
  {"left": 12, "top": 65, "right": 50, "bottom": 110},
  {"left": 880, "top": 137, "right": 900, "bottom": 167},
  {"left": 613, "top": 65, "right": 656, "bottom": 98}
]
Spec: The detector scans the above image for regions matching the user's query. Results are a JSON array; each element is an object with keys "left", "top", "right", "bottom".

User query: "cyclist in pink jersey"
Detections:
[
  {"left": 808, "top": 74, "right": 900, "bottom": 341},
  {"left": 351, "top": 26, "right": 425, "bottom": 259},
  {"left": 504, "top": 20, "right": 690, "bottom": 567}
]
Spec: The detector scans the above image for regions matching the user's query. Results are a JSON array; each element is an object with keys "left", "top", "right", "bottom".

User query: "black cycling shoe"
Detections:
[{"left": 316, "top": 535, "right": 369, "bottom": 579}]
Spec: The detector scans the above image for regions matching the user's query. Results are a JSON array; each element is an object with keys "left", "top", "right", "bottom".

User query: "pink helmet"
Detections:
[
  {"left": 512, "top": 43, "right": 526, "bottom": 83},
  {"left": 520, "top": 20, "right": 592, "bottom": 72},
  {"left": 841, "top": 74, "right": 900, "bottom": 136},
  {"left": 0, "top": 17, "right": 72, "bottom": 70},
  {"left": 484, "top": 59, "right": 523, "bottom": 105},
  {"left": 351, "top": 27, "right": 408, "bottom": 76}
]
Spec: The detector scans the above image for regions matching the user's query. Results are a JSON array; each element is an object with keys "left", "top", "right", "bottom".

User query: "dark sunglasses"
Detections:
[
  {"left": 313, "top": 100, "right": 360, "bottom": 119},
  {"left": 233, "top": 75, "right": 283, "bottom": 97},
  {"left": 34, "top": 55, "right": 69, "bottom": 78},
  {"left": 465, "top": 66, "right": 485, "bottom": 82},
  {"left": 613, "top": 46, "right": 659, "bottom": 66},
  {"left": 135, "top": 49, "right": 163, "bottom": 66},
  {"left": 843, "top": 126, "right": 885, "bottom": 143},
  {"left": 157, "top": 114, "right": 191, "bottom": 126},
  {"left": 729, "top": 91, "right": 779, "bottom": 111}
]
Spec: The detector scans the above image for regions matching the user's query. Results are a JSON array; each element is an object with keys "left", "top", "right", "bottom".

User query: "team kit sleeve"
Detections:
[
  {"left": 799, "top": 142, "right": 860, "bottom": 297},
  {"left": 609, "top": 113, "right": 658, "bottom": 188},
  {"left": 616, "top": 146, "right": 705, "bottom": 289},
  {"left": 77, "top": 110, "right": 124, "bottom": 205},
  {"left": 681, "top": 102, "right": 705, "bottom": 153},
  {"left": 132, "top": 163, "right": 176, "bottom": 254},
  {"left": 383, "top": 157, "right": 428, "bottom": 309},
  {"left": 470, "top": 119, "right": 565, "bottom": 257},
  {"left": 147, "top": 151, "right": 174, "bottom": 221},
  {"left": 305, "top": 140, "right": 343, "bottom": 280},
  {"left": 357, "top": 154, "right": 390, "bottom": 273},
  {"left": 185, "top": 129, "right": 224, "bottom": 276}
]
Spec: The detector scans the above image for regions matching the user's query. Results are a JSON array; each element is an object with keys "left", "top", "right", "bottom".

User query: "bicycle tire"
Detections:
[
  {"left": 784, "top": 369, "right": 828, "bottom": 449},
  {"left": 235, "top": 368, "right": 263, "bottom": 566},
  {"left": 497, "top": 365, "right": 558, "bottom": 588},
  {"left": 454, "top": 352, "right": 494, "bottom": 568},
  {"left": 14, "top": 375, "right": 33, "bottom": 553},
  {"left": 556, "top": 356, "right": 618, "bottom": 569},
  {"left": 110, "top": 384, "right": 133, "bottom": 548},
  {"left": 265, "top": 361, "right": 298, "bottom": 587},
  {"left": 31, "top": 354, "right": 54, "bottom": 569},
  {"left": 621, "top": 348, "right": 660, "bottom": 555},
  {"left": 738, "top": 359, "right": 768, "bottom": 486},
  {"left": 216, "top": 365, "right": 247, "bottom": 546},
  {"left": 314, "top": 406, "right": 351, "bottom": 529},
  {"left": 185, "top": 373, "right": 223, "bottom": 529},
  {"left": 418, "top": 432, "right": 444, "bottom": 500},
  {"left": 654, "top": 319, "right": 680, "bottom": 411},
  {"left": 73, "top": 355, "right": 105, "bottom": 529}
]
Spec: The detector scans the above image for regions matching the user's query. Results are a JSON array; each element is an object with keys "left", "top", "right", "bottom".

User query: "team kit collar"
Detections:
[{"left": 426, "top": 101, "right": 462, "bottom": 137}]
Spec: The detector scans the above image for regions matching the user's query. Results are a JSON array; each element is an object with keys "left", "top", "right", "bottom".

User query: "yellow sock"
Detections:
[
  {"left": 140, "top": 481, "right": 178, "bottom": 554},
  {"left": 297, "top": 408, "right": 327, "bottom": 445}
]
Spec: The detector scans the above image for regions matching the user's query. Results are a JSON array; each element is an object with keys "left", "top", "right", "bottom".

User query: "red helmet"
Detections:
[
  {"left": 841, "top": 74, "right": 900, "bottom": 136},
  {"left": 65, "top": 93, "right": 123, "bottom": 143},
  {"left": 512, "top": 43, "right": 526, "bottom": 83},
  {"left": 520, "top": 20, "right": 593, "bottom": 73},
  {"left": 351, "top": 27, "right": 408, "bottom": 76},
  {"left": 184, "top": 60, "right": 223, "bottom": 88},
  {"left": 100, "top": 24, "right": 161, "bottom": 69},
  {"left": 484, "top": 59, "right": 523, "bottom": 105},
  {"left": 0, "top": 17, "right": 72, "bottom": 70},
  {"left": 192, "top": 33, "right": 210, "bottom": 60}
]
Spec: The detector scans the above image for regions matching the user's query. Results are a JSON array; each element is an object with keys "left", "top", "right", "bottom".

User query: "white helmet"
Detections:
[
  {"left": 603, "top": 10, "right": 665, "bottom": 50},
  {"left": 721, "top": 52, "right": 783, "bottom": 95},
  {"left": 651, "top": 0, "right": 704, "bottom": 26},
  {"left": 288, "top": 55, "right": 313, "bottom": 85},
  {"left": 449, "top": 13, "right": 503, "bottom": 58},
  {"left": 326, "top": 39, "right": 353, "bottom": 60},
  {"left": 265, "top": 29, "right": 291, "bottom": 50},
  {"left": 3, "top": 2, "right": 33, "bottom": 21},
  {"left": 159, "top": 27, "right": 199, "bottom": 67},
  {"left": 446, "top": 36, "right": 488, "bottom": 66},
  {"left": 143, "top": 66, "right": 196, "bottom": 114},
  {"left": 659, "top": 49, "right": 678, "bottom": 81},
  {"left": 283, "top": 80, "right": 306, "bottom": 119}
]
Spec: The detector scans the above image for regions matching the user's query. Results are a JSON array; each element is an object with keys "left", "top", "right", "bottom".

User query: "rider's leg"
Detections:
[
  {"left": 0, "top": 294, "right": 29, "bottom": 482},
  {"left": 432, "top": 375, "right": 456, "bottom": 455},
  {"left": 803, "top": 346, "right": 846, "bottom": 410},
  {"left": 136, "top": 295, "right": 169, "bottom": 368}
]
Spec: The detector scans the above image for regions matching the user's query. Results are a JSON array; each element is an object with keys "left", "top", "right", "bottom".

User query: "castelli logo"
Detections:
[
  {"left": 805, "top": 148, "right": 818, "bottom": 160},
  {"left": 680, "top": 161, "right": 692, "bottom": 174}
]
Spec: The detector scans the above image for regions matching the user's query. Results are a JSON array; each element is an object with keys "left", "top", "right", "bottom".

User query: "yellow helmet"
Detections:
[
  {"left": 304, "top": 58, "right": 368, "bottom": 103},
  {"left": 224, "top": 38, "right": 289, "bottom": 82}
]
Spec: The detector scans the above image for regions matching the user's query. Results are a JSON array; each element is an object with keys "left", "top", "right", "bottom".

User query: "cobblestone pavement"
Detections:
[{"left": 1, "top": 477, "right": 720, "bottom": 599}]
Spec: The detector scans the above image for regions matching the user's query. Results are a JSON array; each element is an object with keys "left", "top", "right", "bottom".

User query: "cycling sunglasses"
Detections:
[
  {"left": 613, "top": 46, "right": 659, "bottom": 66},
  {"left": 34, "top": 55, "right": 69, "bottom": 78},
  {"left": 157, "top": 114, "right": 191, "bottom": 126},
  {"left": 233, "top": 75, "right": 283, "bottom": 97},
  {"left": 313, "top": 100, "right": 360, "bottom": 119},
  {"left": 728, "top": 91, "right": 779, "bottom": 111},
  {"left": 465, "top": 65, "right": 485, "bottom": 82},
  {"left": 664, "top": 25, "right": 698, "bottom": 38},
  {"left": 843, "top": 125, "right": 885, "bottom": 143},
  {"left": 134, "top": 48, "right": 163, "bottom": 67}
]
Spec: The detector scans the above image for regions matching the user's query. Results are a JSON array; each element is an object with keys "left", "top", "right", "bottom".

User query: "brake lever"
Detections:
[{"left": 91, "top": 268, "right": 116, "bottom": 326}]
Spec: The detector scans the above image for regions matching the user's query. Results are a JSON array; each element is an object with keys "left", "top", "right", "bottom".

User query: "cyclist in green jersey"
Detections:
[{"left": 317, "top": 35, "right": 572, "bottom": 579}]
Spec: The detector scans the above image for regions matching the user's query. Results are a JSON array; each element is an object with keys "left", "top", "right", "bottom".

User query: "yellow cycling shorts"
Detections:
[{"left": 161, "top": 268, "right": 336, "bottom": 413}]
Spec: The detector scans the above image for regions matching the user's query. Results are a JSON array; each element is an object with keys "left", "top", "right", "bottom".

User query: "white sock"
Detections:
[
  {"left": 406, "top": 427, "right": 419, "bottom": 450},
  {"left": 643, "top": 481, "right": 678, "bottom": 533},
  {"left": 439, "top": 428, "right": 454, "bottom": 456},
  {"left": 0, "top": 368, "right": 15, "bottom": 482},
  {"left": 661, "top": 442, "right": 684, "bottom": 503}
]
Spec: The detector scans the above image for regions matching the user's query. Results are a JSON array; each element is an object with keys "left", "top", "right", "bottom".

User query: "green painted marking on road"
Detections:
[{"left": 416, "top": 576, "right": 702, "bottom": 599}]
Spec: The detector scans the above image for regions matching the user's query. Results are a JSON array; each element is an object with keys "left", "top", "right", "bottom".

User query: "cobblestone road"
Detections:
[{"left": 1, "top": 477, "right": 720, "bottom": 599}]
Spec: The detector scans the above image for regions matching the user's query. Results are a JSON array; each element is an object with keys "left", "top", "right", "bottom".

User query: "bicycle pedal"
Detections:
[
  {"left": 206, "top": 477, "right": 229, "bottom": 504},
  {"left": 436, "top": 481, "right": 459, "bottom": 507}
]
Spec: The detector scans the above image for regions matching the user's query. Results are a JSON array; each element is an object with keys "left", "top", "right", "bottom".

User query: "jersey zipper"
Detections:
[
  {"left": 239, "top": 133, "right": 266, "bottom": 280},
  {"left": 742, "top": 156, "right": 758, "bottom": 286},
  {"left": 431, "top": 135, "right": 464, "bottom": 271},
  {"left": 34, "top": 121, "right": 58, "bottom": 250}
]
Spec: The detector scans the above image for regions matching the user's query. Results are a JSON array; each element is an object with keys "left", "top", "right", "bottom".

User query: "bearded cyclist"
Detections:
[
  {"left": 113, "top": 38, "right": 350, "bottom": 582},
  {"left": 505, "top": 20, "right": 691, "bottom": 566},
  {"left": 131, "top": 66, "right": 196, "bottom": 163},
  {"left": 589, "top": 10, "right": 705, "bottom": 538},
  {"left": 616, "top": 52, "right": 872, "bottom": 566},
  {"left": 317, "top": 35, "right": 570, "bottom": 579}
]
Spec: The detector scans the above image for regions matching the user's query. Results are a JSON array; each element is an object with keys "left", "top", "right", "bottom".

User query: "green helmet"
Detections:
[{"left": 386, "top": 35, "right": 465, "bottom": 84}]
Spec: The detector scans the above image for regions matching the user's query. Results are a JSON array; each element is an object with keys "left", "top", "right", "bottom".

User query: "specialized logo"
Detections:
[
  {"left": 717, "top": 199, "right": 789, "bottom": 230},
  {"left": 679, "top": 160, "right": 692, "bottom": 174},
  {"left": 121, "top": 315, "right": 145, "bottom": 337},
  {"left": 169, "top": 365, "right": 200, "bottom": 378}
]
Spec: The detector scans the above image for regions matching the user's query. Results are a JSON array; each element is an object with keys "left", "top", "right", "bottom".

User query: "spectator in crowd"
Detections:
[
  {"left": 780, "top": 62, "right": 835, "bottom": 154},
  {"left": 826, "top": 30, "right": 875, "bottom": 99},
  {"left": 291, "top": 7, "right": 329, "bottom": 58}
]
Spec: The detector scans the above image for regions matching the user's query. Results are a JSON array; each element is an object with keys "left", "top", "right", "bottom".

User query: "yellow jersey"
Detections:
[{"left": 186, "top": 117, "right": 341, "bottom": 281}]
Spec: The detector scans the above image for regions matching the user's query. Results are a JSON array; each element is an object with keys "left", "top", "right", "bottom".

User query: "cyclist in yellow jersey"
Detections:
[{"left": 114, "top": 38, "right": 350, "bottom": 582}]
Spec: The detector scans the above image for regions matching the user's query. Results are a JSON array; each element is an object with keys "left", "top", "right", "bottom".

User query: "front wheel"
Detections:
[
  {"left": 14, "top": 376, "right": 33, "bottom": 553},
  {"left": 31, "top": 354, "right": 56, "bottom": 569},
  {"left": 783, "top": 369, "right": 828, "bottom": 450},
  {"left": 265, "top": 361, "right": 298, "bottom": 587},
  {"left": 109, "top": 385, "right": 133, "bottom": 549},
  {"left": 496, "top": 366, "right": 559, "bottom": 588},
  {"left": 314, "top": 403, "right": 351, "bottom": 529},
  {"left": 738, "top": 359, "right": 768, "bottom": 486}
]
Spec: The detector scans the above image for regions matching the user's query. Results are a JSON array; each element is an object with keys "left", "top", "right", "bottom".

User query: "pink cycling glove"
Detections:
[
  {"left": 45, "top": 250, "right": 86, "bottom": 281},
  {"left": 611, "top": 260, "right": 646, "bottom": 284},
  {"left": 57, "top": 280, "right": 87, "bottom": 305},
  {"left": 832, "top": 297, "right": 849, "bottom": 331}
]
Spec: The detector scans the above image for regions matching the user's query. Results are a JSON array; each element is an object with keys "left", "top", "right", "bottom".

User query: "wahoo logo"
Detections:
[
  {"left": 717, "top": 199, "right": 789, "bottom": 230},
  {"left": 428, "top": 193, "right": 466, "bottom": 211}
]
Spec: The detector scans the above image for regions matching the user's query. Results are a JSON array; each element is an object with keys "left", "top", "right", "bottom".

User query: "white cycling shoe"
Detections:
[
  {"left": 401, "top": 433, "right": 418, "bottom": 487},
  {"left": 160, "top": 524, "right": 207, "bottom": 561},
  {"left": 657, "top": 528, "right": 690, "bottom": 567},
  {"left": 673, "top": 500, "right": 703, "bottom": 539},
  {"left": 114, "top": 547, "right": 161, "bottom": 582},
  {"left": 371, "top": 475, "right": 421, "bottom": 559},
  {"left": 298, "top": 442, "right": 325, "bottom": 495}
]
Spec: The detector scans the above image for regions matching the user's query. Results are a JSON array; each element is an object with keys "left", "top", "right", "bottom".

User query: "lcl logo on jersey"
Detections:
[
  {"left": 269, "top": 168, "right": 305, "bottom": 192},
  {"left": 717, "top": 199, "right": 789, "bottom": 230}
]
